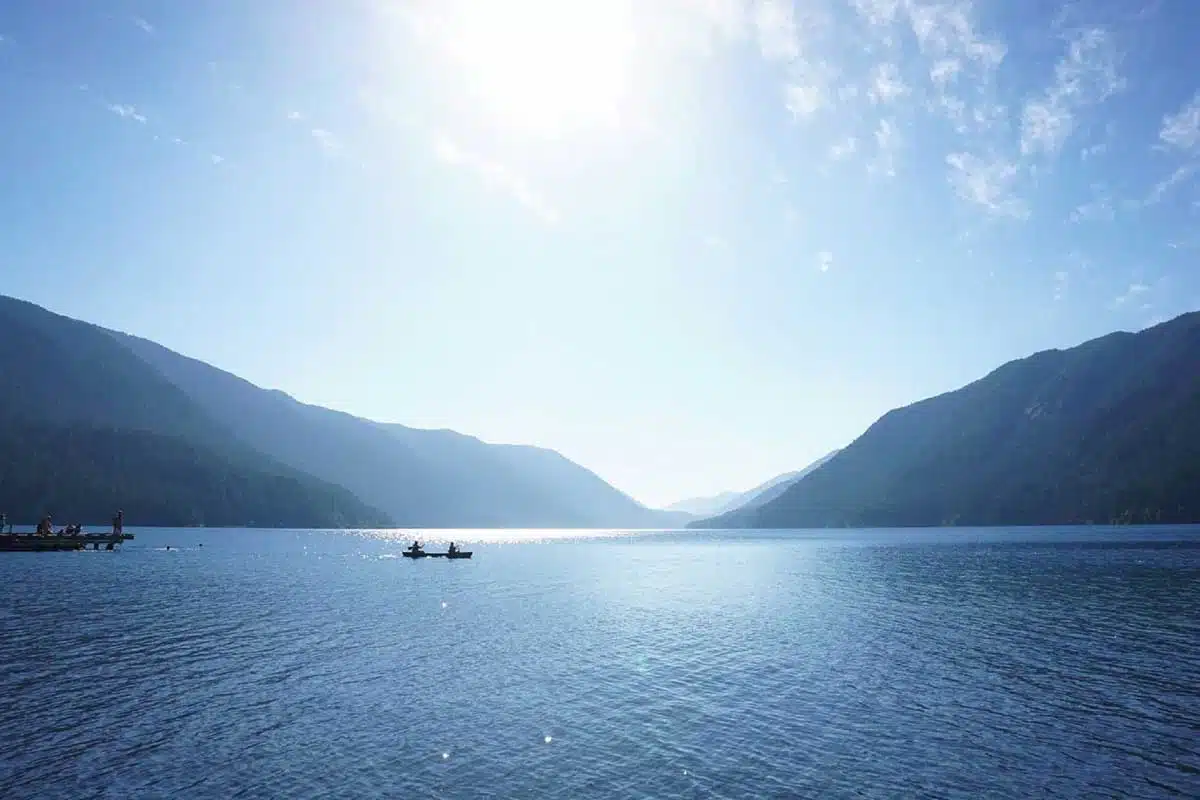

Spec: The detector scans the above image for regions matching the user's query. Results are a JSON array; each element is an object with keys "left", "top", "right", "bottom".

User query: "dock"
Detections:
[{"left": 0, "top": 532, "right": 136, "bottom": 552}]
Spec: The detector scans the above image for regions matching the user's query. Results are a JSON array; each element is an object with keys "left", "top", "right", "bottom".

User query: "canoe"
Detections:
[{"left": 401, "top": 551, "right": 473, "bottom": 559}]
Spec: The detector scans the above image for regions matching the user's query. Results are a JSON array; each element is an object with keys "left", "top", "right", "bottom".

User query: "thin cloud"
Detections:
[
  {"left": 132, "top": 16, "right": 154, "bottom": 35},
  {"left": 829, "top": 136, "right": 857, "bottom": 160},
  {"left": 900, "top": 1, "right": 1007, "bottom": 136},
  {"left": 1159, "top": 91, "right": 1200, "bottom": 151},
  {"left": 1019, "top": 27, "right": 1125, "bottom": 157},
  {"left": 817, "top": 251, "right": 834, "bottom": 272},
  {"left": 1144, "top": 162, "right": 1198, "bottom": 205},
  {"left": 1112, "top": 281, "right": 1150, "bottom": 307},
  {"left": 869, "top": 118, "right": 900, "bottom": 177},
  {"left": 311, "top": 128, "right": 343, "bottom": 155},
  {"left": 1070, "top": 186, "right": 1115, "bottom": 222},
  {"left": 867, "top": 62, "right": 909, "bottom": 105},
  {"left": 945, "top": 152, "right": 1028, "bottom": 219},
  {"left": 107, "top": 104, "right": 147, "bottom": 123},
  {"left": 784, "top": 83, "right": 824, "bottom": 118},
  {"left": 906, "top": 1, "right": 1006, "bottom": 69},
  {"left": 929, "top": 58, "right": 961, "bottom": 87},
  {"left": 210, "top": 154, "right": 224, "bottom": 165},
  {"left": 752, "top": 0, "right": 800, "bottom": 63},
  {"left": 432, "top": 134, "right": 559, "bottom": 224},
  {"left": 287, "top": 111, "right": 304, "bottom": 121},
  {"left": 850, "top": 0, "right": 902, "bottom": 29},
  {"left": 1053, "top": 270, "right": 1069, "bottom": 301}
]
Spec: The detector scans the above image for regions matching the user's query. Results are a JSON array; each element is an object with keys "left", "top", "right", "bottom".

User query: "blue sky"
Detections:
[{"left": 2, "top": 0, "right": 1198, "bottom": 508}]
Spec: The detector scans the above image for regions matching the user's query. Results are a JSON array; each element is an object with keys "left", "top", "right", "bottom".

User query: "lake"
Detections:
[{"left": 1, "top": 527, "right": 1198, "bottom": 798}]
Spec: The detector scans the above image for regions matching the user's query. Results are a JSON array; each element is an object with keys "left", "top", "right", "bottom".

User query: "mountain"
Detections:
[
  {"left": 0, "top": 296, "right": 390, "bottom": 527},
  {"left": 693, "top": 312, "right": 1200, "bottom": 529},
  {"left": 665, "top": 490, "right": 742, "bottom": 518},
  {"left": 735, "top": 450, "right": 841, "bottom": 511},
  {"left": 112, "top": 327, "right": 683, "bottom": 528},
  {"left": 668, "top": 450, "right": 840, "bottom": 518}
]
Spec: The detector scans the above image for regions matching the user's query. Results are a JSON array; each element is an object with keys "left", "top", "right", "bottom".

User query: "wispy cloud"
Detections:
[
  {"left": 107, "top": 103, "right": 147, "bottom": 123},
  {"left": 311, "top": 128, "right": 342, "bottom": 156},
  {"left": 1070, "top": 185, "right": 1115, "bottom": 222},
  {"left": 929, "top": 58, "right": 960, "bottom": 87},
  {"left": 1142, "top": 93, "right": 1200, "bottom": 206},
  {"left": 132, "top": 16, "right": 154, "bottom": 35},
  {"left": 210, "top": 154, "right": 225, "bottom": 165},
  {"left": 752, "top": 0, "right": 800, "bottom": 63},
  {"left": 1159, "top": 91, "right": 1200, "bottom": 151},
  {"left": 867, "top": 62, "right": 909, "bottom": 105},
  {"left": 869, "top": 118, "right": 900, "bottom": 177},
  {"left": 1112, "top": 281, "right": 1150, "bottom": 307},
  {"left": 1144, "top": 162, "right": 1198, "bottom": 205},
  {"left": 906, "top": 2, "right": 1007, "bottom": 68},
  {"left": 829, "top": 136, "right": 857, "bottom": 161},
  {"left": 784, "top": 82, "right": 824, "bottom": 118},
  {"left": 1019, "top": 27, "right": 1125, "bottom": 157},
  {"left": 850, "top": 0, "right": 902, "bottom": 29},
  {"left": 1053, "top": 270, "right": 1069, "bottom": 301},
  {"left": 905, "top": 0, "right": 1007, "bottom": 132},
  {"left": 817, "top": 250, "right": 834, "bottom": 272},
  {"left": 945, "top": 152, "right": 1028, "bottom": 219},
  {"left": 432, "top": 134, "right": 559, "bottom": 224},
  {"left": 287, "top": 110, "right": 304, "bottom": 121}
]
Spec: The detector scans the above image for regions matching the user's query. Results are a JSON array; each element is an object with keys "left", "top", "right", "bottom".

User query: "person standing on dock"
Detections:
[
  {"left": 112, "top": 510, "right": 124, "bottom": 535},
  {"left": 0, "top": 513, "right": 6, "bottom": 533}
]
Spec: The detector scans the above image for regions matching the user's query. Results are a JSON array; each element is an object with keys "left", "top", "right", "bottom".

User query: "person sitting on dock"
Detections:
[{"left": 37, "top": 515, "right": 52, "bottom": 536}]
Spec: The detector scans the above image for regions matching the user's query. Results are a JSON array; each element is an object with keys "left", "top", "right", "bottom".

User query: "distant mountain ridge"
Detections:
[
  {"left": 1, "top": 294, "right": 686, "bottom": 528},
  {"left": 668, "top": 450, "right": 840, "bottom": 518},
  {"left": 111, "top": 325, "right": 683, "bottom": 529},
  {"left": 0, "top": 296, "right": 389, "bottom": 527},
  {"left": 692, "top": 311, "right": 1200, "bottom": 529}
]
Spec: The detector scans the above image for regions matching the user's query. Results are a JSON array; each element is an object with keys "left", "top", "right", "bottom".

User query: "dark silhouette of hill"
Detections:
[
  {"left": 112, "top": 328, "right": 683, "bottom": 528},
  {"left": 693, "top": 312, "right": 1200, "bottom": 528},
  {"left": 0, "top": 423, "right": 389, "bottom": 528},
  {"left": 0, "top": 296, "right": 390, "bottom": 528}
]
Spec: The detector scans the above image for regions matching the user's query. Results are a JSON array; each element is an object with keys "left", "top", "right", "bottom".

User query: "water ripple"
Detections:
[{"left": 1, "top": 527, "right": 1198, "bottom": 798}]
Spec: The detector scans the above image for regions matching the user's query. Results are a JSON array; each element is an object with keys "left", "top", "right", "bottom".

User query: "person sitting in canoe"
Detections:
[
  {"left": 409, "top": 540, "right": 423, "bottom": 554},
  {"left": 448, "top": 542, "right": 458, "bottom": 556}
]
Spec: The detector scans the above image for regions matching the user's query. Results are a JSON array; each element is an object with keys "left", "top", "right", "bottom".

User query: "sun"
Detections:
[{"left": 434, "top": 0, "right": 638, "bottom": 137}]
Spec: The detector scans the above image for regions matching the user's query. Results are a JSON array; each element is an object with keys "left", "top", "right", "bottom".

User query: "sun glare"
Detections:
[{"left": 436, "top": 0, "right": 638, "bottom": 137}]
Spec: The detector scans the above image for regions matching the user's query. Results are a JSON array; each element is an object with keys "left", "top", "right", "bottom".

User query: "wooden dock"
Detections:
[{"left": 0, "top": 532, "right": 135, "bottom": 552}]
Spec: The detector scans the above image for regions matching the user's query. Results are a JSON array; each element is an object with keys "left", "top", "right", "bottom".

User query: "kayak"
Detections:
[{"left": 402, "top": 551, "right": 473, "bottom": 559}]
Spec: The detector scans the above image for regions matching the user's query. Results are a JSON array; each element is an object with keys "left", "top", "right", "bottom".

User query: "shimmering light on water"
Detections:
[{"left": 1, "top": 527, "right": 1198, "bottom": 798}]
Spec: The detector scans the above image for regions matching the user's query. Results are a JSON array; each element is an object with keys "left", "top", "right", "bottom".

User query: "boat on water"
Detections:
[{"left": 402, "top": 550, "right": 473, "bottom": 559}]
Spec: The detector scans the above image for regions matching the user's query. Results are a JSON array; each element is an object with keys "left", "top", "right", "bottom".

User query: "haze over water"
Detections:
[{"left": 2, "top": 527, "right": 1197, "bottom": 798}]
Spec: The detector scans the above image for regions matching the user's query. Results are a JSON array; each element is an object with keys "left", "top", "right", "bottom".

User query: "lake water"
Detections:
[{"left": 1, "top": 527, "right": 1198, "bottom": 798}]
